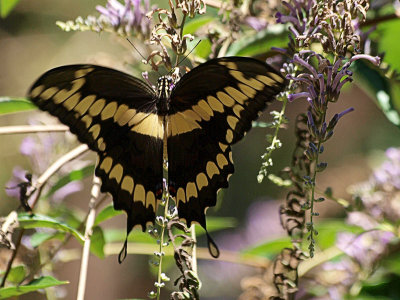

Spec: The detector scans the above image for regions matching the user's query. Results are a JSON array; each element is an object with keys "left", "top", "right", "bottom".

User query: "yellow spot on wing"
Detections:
[
  {"left": 97, "top": 137, "right": 106, "bottom": 151},
  {"left": 117, "top": 109, "right": 136, "bottom": 126},
  {"left": 53, "top": 78, "right": 85, "bottom": 104},
  {"left": 216, "top": 153, "right": 228, "bottom": 169},
  {"left": 233, "top": 104, "right": 244, "bottom": 118},
  {"left": 131, "top": 114, "right": 163, "bottom": 138},
  {"left": 63, "top": 93, "right": 81, "bottom": 111},
  {"left": 207, "top": 96, "right": 224, "bottom": 113},
  {"left": 128, "top": 112, "right": 148, "bottom": 126},
  {"left": 146, "top": 191, "right": 156, "bottom": 209},
  {"left": 267, "top": 72, "right": 285, "bottom": 83},
  {"left": 182, "top": 109, "right": 202, "bottom": 122},
  {"left": 100, "top": 156, "right": 113, "bottom": 173},
  {"left": 192, "top": 104, "right": 211, "bottom": 121},
  {"left": 224, "top": 86, "right": 248, "bottom": 104},
  {"left": 109, "top": 163, "right": 123, "bottom": 183},
  {"left": 89, "top": 124, "right": 101, "bottom": 139},
  {"left": 114, "top": 104, "right": 129, "bottom": 122},
  {"left": 40, "top": 87, "right": 59, "bottom": 100},
  {"left": 256, "top": 75, "right": 275, "bottom": 86},
  {"left": 177, "top": 187, "right": 186, "bottom": 204},
  {"left": 219, "top": 142, "right": 228, "bottom": 152},
  {"left": 196, "top": 173, "right": 208, "bottom": 191},
  {"left": 230, "top": 70, "right": 264, "bottom": 91},
  {"left": 81, "top": 115, "right": 93, "bottom": 128},
  {"left": 169, "top": 112, "right": 200, "bottom": 136},
  {"left": 198, "top": 100, "right": 214, "bottom": 117},
  {"left": 101, "top": 102, "right": 118, "bottom": 120},
  {"left": 218, "top": 61, "right": 238, "bottom": 69},
  {"left": 121, "top": 176, "right": 134, "bottom": 193},
  {"left": 74, "top": 95, "right": 96, "bottom": 115},
  {"left": 206, "top": 161, "right": 220, "bottom": 179},
  {"left": 216, "top": 91, "right": 235, "bottom": 107},
  {"left": 227, "top": 115, "right": 239, "bottom": 130},
  {"left": 89, "top": 99, "right": 106, "bottom": 116},
  {"left": 238, "top": 83, "right": 256, "bottom": 98},
  {"left": 30, "top": 85, "right": 45, "bottom": 98},
  {"left": 226, "top": 129, "right": 234, "bottom": 143},
  {"left": 186, "top": 182, "right": 198, "bottom": 200},
  {"left": 229, "top": 151, "right": 233, "bottom": 163},
  {"left": 74, "top": 67, "right": 95, "bottom": 78},
  {"left": 134, "top": 184, "right": 146, "bottom": 204}
]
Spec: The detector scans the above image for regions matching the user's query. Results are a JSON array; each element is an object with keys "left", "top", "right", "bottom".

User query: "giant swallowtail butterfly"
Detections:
[{"left": 28, "top": 57, "right": 286, "bottom": 260}]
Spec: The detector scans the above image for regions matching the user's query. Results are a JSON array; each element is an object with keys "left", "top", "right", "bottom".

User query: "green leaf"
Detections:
[
  {"left": 0, "top": 266, "right": 25, "bottom": 284},
  {"left": 0, "top": 0, "right": 20, "bottom": 18},
  {"left": 103, "top": 228, "right": 154, "bottom": 244},
  {"left": 0, "top": 276, "right": 68, "bottom": 299},
  {"left": 226, "top": 24, "right": 287, "bottom": 57},
  {"left": 90, "top": 226, "right": 105, "bottom": 258},
  {"left": 183, "top": 16, "right": 214, "bottom": 36},
  {"left": 30, "top": 232, "right": 65, "bottom": 248},
  {"left": 241, "top": 237, "right": 292, "bottom": 259},
  {"left": 94, "top": 204, "right": 124, "bottom": 226},
  {"left": 0, "top": 98, "right": 36, "bottom": 114},
  {"left": 375, "top": 19, "right": 400, "bottom": 72},
  {"left": 353, "top": 60, "right": 400, "bottom": 127},
  {"left": 194, "top": 216, "right": 237, "bottom": 236},
  {"left": 315, "top": 219, "right": 362, "bottom": 249},
  {"left": 18, "top": 213, "right": 84, "bottom": 242},
  {"left": 45, "top": 165, "right": 95, "bottom": 198}
]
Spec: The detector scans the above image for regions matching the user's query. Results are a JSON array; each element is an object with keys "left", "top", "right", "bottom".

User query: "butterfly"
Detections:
[{"left": 28, "top": 57, "right": 286, "bottom": 260}]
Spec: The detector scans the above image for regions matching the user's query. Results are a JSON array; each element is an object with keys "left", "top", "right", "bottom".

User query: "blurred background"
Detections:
[{"left": 1, "top": 0, "right": 400, "bottom": 299}]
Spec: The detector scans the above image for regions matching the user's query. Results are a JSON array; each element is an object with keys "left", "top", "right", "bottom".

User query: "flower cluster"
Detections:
[
  {"left": 57, "top": 0, "right": 152, "bottom": 38},
  {"left": 265, "top": 0, "right": 382, "bottom": 298}
]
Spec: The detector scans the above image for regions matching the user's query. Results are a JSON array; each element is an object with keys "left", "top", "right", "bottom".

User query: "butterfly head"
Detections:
[{"left": 156, "top": 75, "right": 174, "bottom": 114}]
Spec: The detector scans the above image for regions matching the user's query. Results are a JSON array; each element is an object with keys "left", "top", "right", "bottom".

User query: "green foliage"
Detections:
[
  {"left": 0, "top": 0, "right": 20, "bottom": 18},
  {"left": 0, "top": 97, "right": 36, "bottom": 114},
  {"left": 0, "top": 266, "right": 25, "bottom": 284},
  {"left": 45, "top": 165, "right": 95, "bottom": 198},
  {"left": 18, "top": 213, "right": 84, "bottom": 243},
  {"left": 0, "top": 276, "right": 68, "bottom": 299}
]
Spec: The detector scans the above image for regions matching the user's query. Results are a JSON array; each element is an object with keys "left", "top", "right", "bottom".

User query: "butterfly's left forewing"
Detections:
[
  {"left": 167, "top": 57, "right": 286, "bottom": 229},
  {"left": 28, "top": 65, "right": 163, "bottom": 232}
]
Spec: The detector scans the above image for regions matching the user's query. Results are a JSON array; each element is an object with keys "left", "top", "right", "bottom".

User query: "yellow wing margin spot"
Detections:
[
  {"left": 100, "top": 157, "right": 113, "bottom": 173},
  {"left": 121, "top": 176, "right": 134, "bottom": 193},
  {"left": 109, "top": 163, "right": 123, "bottom": 184},
  {"left": 133, "top": 184, "right": 146, "bottom": 204},
  {"left": 196, "top": 173, "right": 208, "bottom": 191},
  {"left": 206, "top": 161, "right": 220, "bottom": 179}
]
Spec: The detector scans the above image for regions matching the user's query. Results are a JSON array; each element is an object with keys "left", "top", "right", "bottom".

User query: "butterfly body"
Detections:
[{"left": 28, "top": 57, "right": 286, "bottom": 257}]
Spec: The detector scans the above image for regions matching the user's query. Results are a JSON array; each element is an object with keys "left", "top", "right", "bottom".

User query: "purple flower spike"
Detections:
[{"left": 288, "top": 92, "right": 310, "bottom": 102}]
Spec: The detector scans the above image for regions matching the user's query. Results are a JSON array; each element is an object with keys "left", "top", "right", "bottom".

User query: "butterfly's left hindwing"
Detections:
[
  {"left": 28, "top": 65, "right": 163, "bottom": 232},
  {"left": 167, "top": 57, "right": 286, "bottom": 228}
]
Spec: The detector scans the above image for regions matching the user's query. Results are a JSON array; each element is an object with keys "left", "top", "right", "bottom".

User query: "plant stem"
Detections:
[
  {"left": 0, "top": 125, "right": 68, "bottom": 135},
  {"left": 76, "top": 175, "right": 101, "bottom": 300},
  {"left": 0, "top": 229, "right": 24, "bottom": 287},
  {"left": 156, "top": 195, "right": 170, "bottom": 300},
  {"left": 190, "top": 224, "right": 198, "bottom": 274}
]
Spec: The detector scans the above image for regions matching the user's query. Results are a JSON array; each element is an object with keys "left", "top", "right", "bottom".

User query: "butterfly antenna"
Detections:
[
  {"left": 176, "top": 40, "right": 202, "bottom": 67},
  {"left": 126, "top": 38, "right": 147, "bottom": 62},
  {"left": 126, "top": 38, "right": 162, "bottom": 77}
]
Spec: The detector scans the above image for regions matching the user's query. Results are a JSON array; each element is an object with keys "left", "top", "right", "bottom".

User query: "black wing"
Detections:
[
  {"left": 28, "top": 65, "right": 164, "bottom": 233},
  {"left": 167, "top": 57, "right": 286, "bottom": 230}
]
